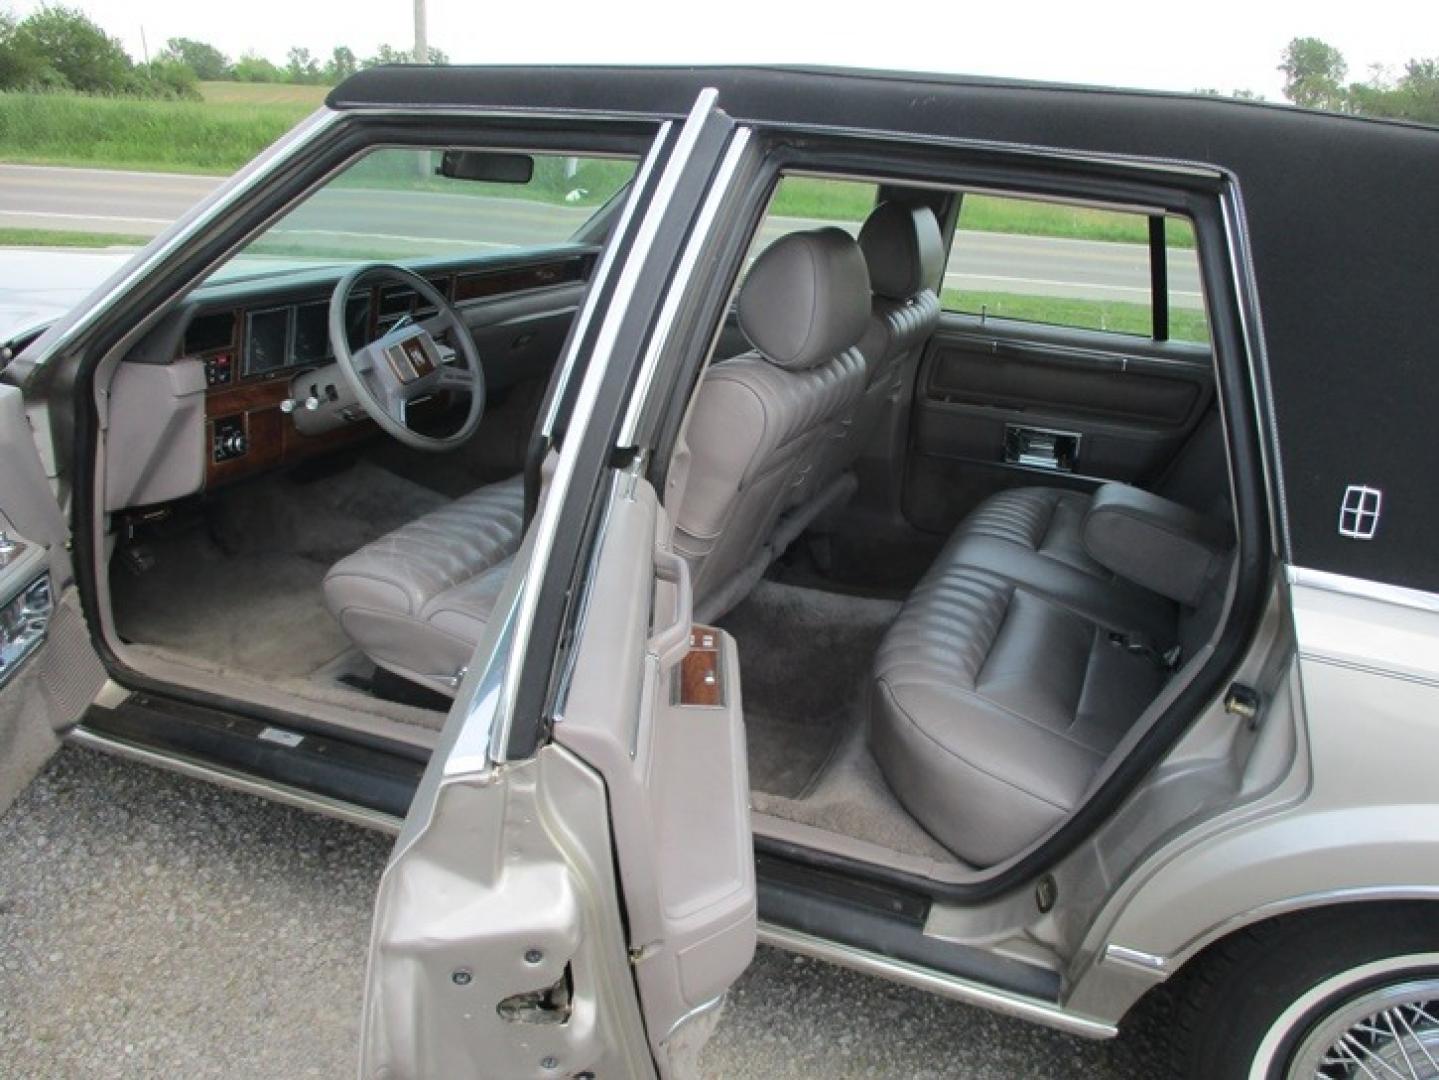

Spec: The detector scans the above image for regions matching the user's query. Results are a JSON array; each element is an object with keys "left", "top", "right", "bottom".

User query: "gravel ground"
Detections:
[{"left": 0, "top": 747, "right": 1171, "bottom": 1078}]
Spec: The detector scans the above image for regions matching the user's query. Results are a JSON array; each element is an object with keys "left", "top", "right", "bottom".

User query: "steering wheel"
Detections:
[{"left": 329, "top": 263, "right": 485, "bottom": 452}]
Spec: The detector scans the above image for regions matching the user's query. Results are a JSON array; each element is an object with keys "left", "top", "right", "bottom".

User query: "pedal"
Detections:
[{"left": 120, "top": 544, "right": 157, "bottom": 577}]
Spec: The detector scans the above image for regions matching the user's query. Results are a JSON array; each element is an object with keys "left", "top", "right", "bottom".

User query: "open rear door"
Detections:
[
  {"left": 361, "top": 90, "right": 755, "bottom": 1079},
  {"left": 0, "top": 373, "right": 108, "bottom": 811}
]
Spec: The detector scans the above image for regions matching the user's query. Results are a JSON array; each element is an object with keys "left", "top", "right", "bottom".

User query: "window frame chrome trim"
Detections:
[
  {"left": 616, "top": 125, "right": 752, "bottom": 445},
  {"left": 479, "top": 88, "right": 724, "bottom": 767},
  {"left": 536, "top": 128, "right": 672, "bottom": 437}
]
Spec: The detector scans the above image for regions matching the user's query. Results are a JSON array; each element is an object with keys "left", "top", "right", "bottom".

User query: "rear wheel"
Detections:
[{"left": 1173, "top": 905, "right": 1439, "bottom": 1079}]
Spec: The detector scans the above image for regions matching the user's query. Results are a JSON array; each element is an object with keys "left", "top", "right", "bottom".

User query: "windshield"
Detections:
[{"left": 208, "top": 148, "right": 636, "bottom": 283}]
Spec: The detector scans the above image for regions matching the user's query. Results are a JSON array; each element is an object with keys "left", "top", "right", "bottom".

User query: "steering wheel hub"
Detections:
[{"left": 329, "top": 263, "right": 486, "bottom": 452}]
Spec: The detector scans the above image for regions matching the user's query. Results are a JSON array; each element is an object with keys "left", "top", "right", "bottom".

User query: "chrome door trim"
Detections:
[
  {"left": 1218, "top": 182, "right": 1290, "bottom": 560},
  {"left": 616, "top": 125, "right": 752, "bottom": 444},
  {"left": 1288, "top": 564, "right": 1439, "bottom": 614},
  {"left": 483, "top": 88, "right": 725, "bottom": 766},
  {"left": 758, "top": 922, "right": 1118, "bottom": 1040}
]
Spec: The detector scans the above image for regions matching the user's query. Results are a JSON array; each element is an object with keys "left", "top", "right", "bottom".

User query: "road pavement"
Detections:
[
  {"left": 0, "top": 163, "right": 1203, "bottom": 308},
  {"left": 0, "top": 746, "right": 1171, "bottom": 1078}
]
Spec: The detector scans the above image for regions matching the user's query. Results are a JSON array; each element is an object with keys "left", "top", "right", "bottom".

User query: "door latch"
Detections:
[
  {"left": 497, "top": 966, "right": 574, "bottom": 1025},
  {"left": 1224, "top": 683, "right": 1262, "bottom": 729}
]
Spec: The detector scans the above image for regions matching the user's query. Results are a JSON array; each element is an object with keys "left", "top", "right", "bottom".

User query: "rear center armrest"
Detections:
[{"left": 1082, "top": 483, "right": 1231, "bottom": 608}]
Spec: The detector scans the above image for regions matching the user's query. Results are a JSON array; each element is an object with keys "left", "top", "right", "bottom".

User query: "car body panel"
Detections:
[
  {"left": 0, "top": 249, "right": 132, "bottom": 348},
  {"left": 1067, "top": 567, "right": 1439, "bottom": 1021},
  {"left": 362, "top": 89, "right": 759, "bottom": 1075},
  {"left": 0, "top": 380, "right": 107, "bottom": 811}
]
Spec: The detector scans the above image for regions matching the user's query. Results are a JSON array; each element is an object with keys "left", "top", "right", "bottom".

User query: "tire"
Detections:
[{"left": 1171, "top": 904, "right": 1439, "bottom": 1079}]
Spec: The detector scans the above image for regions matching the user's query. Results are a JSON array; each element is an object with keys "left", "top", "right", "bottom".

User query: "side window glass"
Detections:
[
  {"left": 744, "top": 176, "right": 879, "bottom": 272},
  {"left": 1164, "top": 218, "right": 1210, "bottom": 343},
  {"left": 942, "top": 194, "right": 1208, "bottom": 343}
]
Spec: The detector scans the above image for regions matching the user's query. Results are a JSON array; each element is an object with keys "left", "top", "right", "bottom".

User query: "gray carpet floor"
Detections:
[
  {"left": 112, "top": 459, "right": 449, "bottom": 678},
  {"left": 721, "top": 579, "right": 960, "bottom": 864},
  {"left": 722, "top": 579, "right": 899, "bottom": 798}
]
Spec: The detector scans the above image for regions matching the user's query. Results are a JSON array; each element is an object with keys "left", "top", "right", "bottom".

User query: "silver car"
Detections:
[{"left": 2, "top": 66, "right": 1435, "bottom": 1079}]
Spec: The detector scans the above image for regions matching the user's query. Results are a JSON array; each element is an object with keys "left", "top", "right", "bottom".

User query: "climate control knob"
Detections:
[{"left": 221, "top": 430, "right": 247, "bottom": 456}]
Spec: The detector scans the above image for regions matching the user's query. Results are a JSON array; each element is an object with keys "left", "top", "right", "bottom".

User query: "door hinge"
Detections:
[{"left": 1224, "top": 683, "right": 1263, "bottom": 729}]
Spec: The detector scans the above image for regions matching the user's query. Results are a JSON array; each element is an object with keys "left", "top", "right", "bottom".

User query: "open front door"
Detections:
[
  {"left": 361, "top": 89, "right": 754, "bottom": 1079},
  {"left": 0, "top": 375, "right": 108, "bottom": 811}
]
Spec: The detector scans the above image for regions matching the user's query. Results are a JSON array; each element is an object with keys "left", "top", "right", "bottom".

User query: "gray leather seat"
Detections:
[
  {"left": 849, "top": 202, "right": 944, "bottom": 461},
  {"left": 871, "top": 482, "right": 1231, "bottom": 867},
  {"left": 323, "top": 474, "right": 524, "bottom": 695},
  {"left": 674, "top": 227, "right": 869, "bottom": 620}
]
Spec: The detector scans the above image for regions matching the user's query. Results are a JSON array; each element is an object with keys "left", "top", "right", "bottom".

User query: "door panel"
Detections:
[
  {"left": 0, "top": 381, "right": 107, "bottom": 811},
  {"left": 905, "top": 315, "right": 1214, "bottom": 531},
  {"left": 554, "top": 470, "right": 755, "bottom": 1070}
]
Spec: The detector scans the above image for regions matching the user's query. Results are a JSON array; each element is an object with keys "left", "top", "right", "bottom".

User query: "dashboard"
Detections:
[{"left": 167, "top": 252, "right": 595, "bottom": 490}]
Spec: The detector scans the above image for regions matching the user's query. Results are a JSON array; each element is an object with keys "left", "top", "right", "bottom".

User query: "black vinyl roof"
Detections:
[
  {"left": 331, "top": 65, "right": 1439, "bottom": 594},
  {"left": 329, "top": 63, "right": 1434, "bottom": 139}
]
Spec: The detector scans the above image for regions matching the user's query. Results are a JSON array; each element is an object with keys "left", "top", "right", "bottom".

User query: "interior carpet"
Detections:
[
  {"left": 111, "top": 459, "right": 450, "bottom": 679},
  {"left": 721, "top": 579, "right": 899, "bottom": 798},
  {"left": 722, "top": 578, "right": 961, "bottom": 862},
  {"left": 113, "top": 547, "right": 350, "bottom": 677}
]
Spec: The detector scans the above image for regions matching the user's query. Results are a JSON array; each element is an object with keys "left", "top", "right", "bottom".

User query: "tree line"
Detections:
[
  {"left": 0, "top": 5, "right": 447, "bottom": 100},
  {"left": 1277, "top": 37, "right": 1438, "bottom": 124},
  {"left": 1199, "top": 38, "right": 1437, "bottom": 124}
]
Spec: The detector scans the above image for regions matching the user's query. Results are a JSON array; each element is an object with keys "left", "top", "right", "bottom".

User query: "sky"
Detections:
[{"left": 13, "top": 0, "right": 1438, "bottom": 102}]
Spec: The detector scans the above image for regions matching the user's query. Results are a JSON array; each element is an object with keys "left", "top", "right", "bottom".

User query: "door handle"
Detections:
[{"left": 648, "top": 548, "right": 692, "bottom": 672}]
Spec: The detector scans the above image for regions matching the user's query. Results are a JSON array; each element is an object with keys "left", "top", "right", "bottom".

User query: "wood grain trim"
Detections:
[
  {"left": 677, "top": 626, "right": 724, "bottom": 708},
  {"left": 203, "top": 376, "right": 381, "bottom": 488},
  {"left": 205, "top": 379, "right": 289, "bottom": 417},
  {"left": 453, "top": 256, "right": 589, "bottom": 302}
]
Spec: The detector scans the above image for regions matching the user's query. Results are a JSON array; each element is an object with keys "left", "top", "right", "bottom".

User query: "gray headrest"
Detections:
[
  {"left": 859, "top": 202, "right": 944, "bottom": 301},
  {"left": 738, "top": 227, "right": 870, "bottom": 371}
]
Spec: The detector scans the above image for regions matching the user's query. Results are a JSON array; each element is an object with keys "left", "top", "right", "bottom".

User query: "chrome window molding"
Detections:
[
  {"left": 479, "top": 89, "right": 725, "bottom": 767},
  {"left": 616, "top": 126, "right": 753, "bottom": 445},
  {"left": 1288, "top": 564, "right": 1439, "bottom": 614}
]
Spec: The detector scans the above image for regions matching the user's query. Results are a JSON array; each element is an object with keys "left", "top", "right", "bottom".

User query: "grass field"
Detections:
[
  {"left": 0, "top": 90, "right": 312, "bottom": 173},
  {"left": 941, "top": 287, "right": 1209, "bottom": 342},
  {"left": 0, "top": 227, "right": 140, "bottom": 248},
  {"left": 196, "top": 81, "right": 328, "bottom": 107}
]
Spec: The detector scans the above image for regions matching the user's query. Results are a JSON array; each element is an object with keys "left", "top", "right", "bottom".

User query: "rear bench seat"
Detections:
[{"left": 871, "top": 484, "right": 1232, "bottom": 867}]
